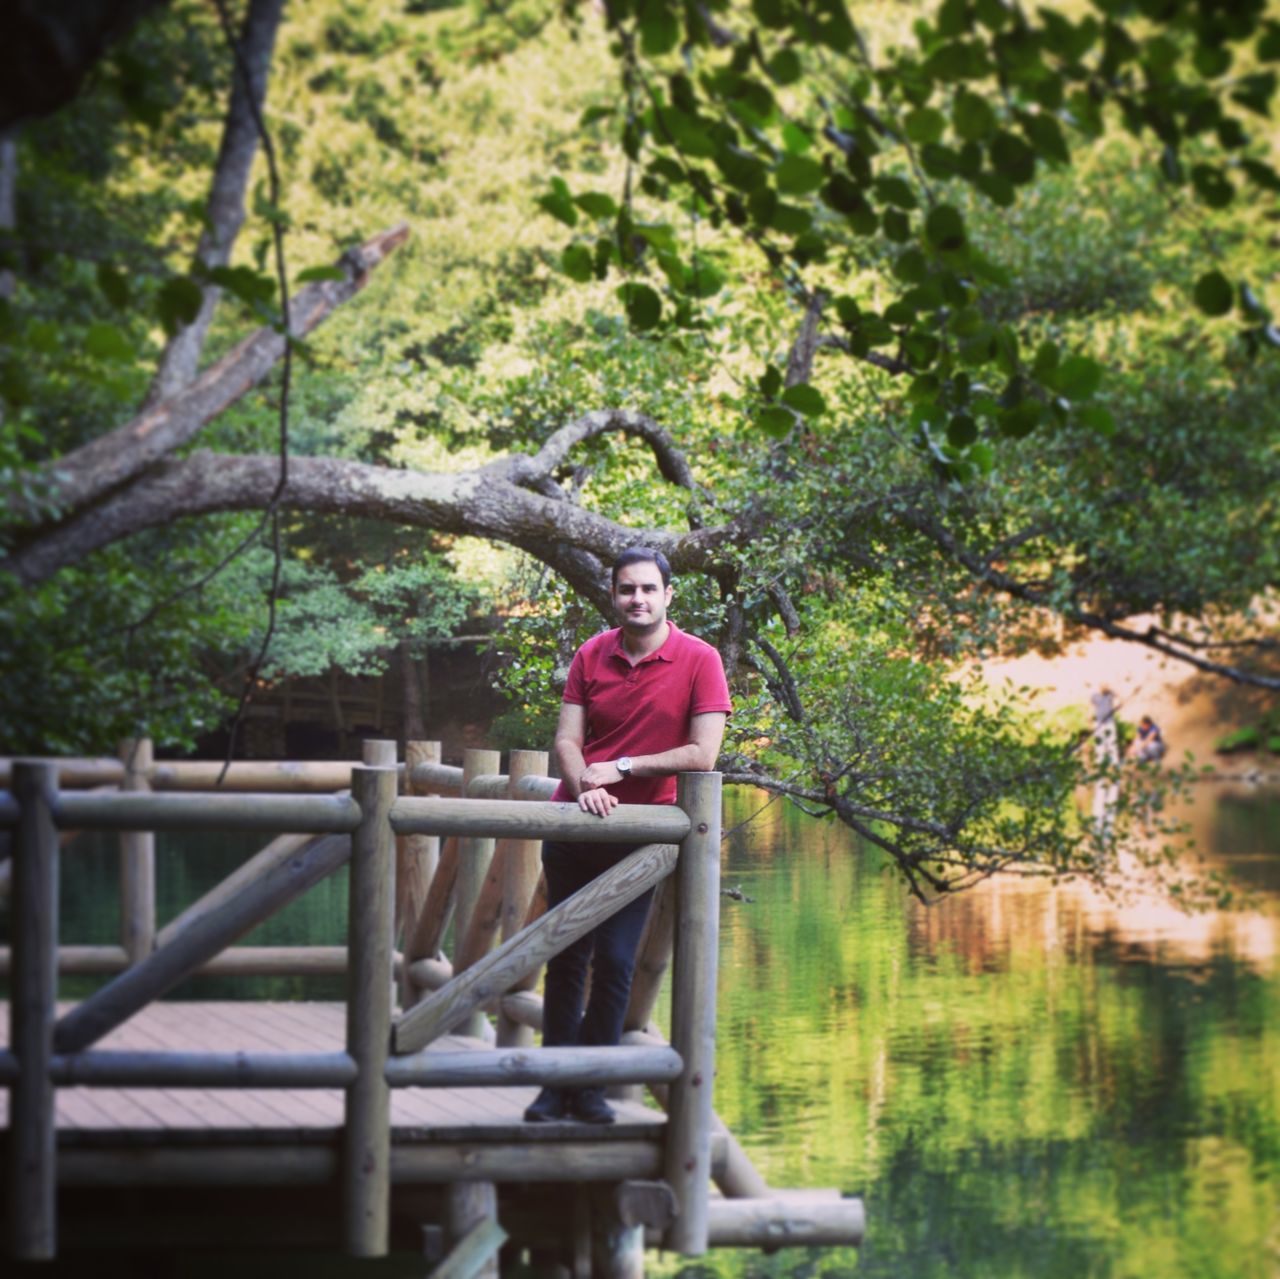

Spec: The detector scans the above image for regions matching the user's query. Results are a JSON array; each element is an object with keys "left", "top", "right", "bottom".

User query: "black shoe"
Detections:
[
  {"left": 570, "top": 1088, "right": 615, "bottom": 1125},
  {"left": 523, "top": 1087, "right": 567, "bottom": 1123}
]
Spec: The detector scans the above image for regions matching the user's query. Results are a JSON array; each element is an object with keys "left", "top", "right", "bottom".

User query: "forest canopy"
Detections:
[{"left": 1, "top": 0, "right": 1278, "bottom": 900}]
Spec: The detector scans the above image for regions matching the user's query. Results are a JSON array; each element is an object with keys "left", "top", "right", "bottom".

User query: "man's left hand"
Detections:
[{"left": 579, "top": 761, "right": 623, "bottom": 789}]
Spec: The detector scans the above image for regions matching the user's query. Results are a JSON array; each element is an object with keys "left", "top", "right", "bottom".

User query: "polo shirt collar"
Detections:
[{"left": 611, "top": 621, "right": 679, "bottom": 664}]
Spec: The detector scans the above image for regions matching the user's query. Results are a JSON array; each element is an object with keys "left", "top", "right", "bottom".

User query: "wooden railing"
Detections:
[{"left": 0, "top": 743, "right": 725, "bottom": 1262}]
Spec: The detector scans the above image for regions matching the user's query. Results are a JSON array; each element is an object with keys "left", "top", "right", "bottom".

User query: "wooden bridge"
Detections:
[{"left": 0, "top": 741, "right": 864, "bottom": 1276}]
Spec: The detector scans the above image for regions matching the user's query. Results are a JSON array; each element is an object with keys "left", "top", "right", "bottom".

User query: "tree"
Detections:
[{"left": 1, "top": 0, "right": 1276, "bottom": 899}]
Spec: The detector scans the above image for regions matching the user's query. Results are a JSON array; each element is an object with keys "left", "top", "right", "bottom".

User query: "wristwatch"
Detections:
[{"left": 615, "top": 756, "right": 633, "bottom": 776}]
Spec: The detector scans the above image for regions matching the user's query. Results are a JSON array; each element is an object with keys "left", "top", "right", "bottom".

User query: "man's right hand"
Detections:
[{"left": 578, "top": 786, "right": 619, "bottom": 817}]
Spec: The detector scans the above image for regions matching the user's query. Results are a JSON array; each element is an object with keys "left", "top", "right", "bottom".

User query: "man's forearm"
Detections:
[
  {"left": 555, "top": 738, "right": 589, "bottom": 798},
  {"left": 630, "top": 742, "right": 718, "bottom": 777}
]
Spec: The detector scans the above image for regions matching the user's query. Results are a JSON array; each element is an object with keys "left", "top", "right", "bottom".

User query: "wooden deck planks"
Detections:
[{"left": 0, "top": 1002, "right": 664, "bottom": 1140}]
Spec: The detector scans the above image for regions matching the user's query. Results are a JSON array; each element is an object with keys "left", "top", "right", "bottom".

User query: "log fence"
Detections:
[{"left": 0, "top": 742, "right": 864, "bottom": 1269}]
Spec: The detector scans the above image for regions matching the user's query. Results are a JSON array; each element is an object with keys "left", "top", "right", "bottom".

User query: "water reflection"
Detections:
[{"left": 657, "top": 784, "right": 1280, "bottom": 1279}]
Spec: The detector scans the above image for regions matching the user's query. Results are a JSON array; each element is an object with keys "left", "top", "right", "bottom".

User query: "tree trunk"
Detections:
[
  {"left": 0, "top": 130, "right": 15, "bottom": 302},
  {"left": 400, "top": 640, "right": 426, "bottom": 743},
  {"left": 144, "top": 0, "right": 286, "bottom": 407}
]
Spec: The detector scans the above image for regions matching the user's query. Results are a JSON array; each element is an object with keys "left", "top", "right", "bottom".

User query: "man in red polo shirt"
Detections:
[{"left": 524, "top": 546, "right": 731, "bottom": 1125}]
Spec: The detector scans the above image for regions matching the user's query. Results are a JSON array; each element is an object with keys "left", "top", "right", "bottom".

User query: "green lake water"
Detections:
[{"left": 33, "top": 783, "right": 1280, "bottom": 1277}]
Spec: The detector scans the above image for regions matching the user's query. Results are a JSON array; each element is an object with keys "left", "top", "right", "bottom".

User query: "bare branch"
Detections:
[
  {"left": 490, "top": 408, "right": 704, "bottom": 495},
  {"left": 784, "top": 289, "right": 828, "bottom": 388},
  {"left": 144, "top": 0, "right": 285, "bottom": 407},
  {"left": 902, "top": 507, "right": 1280, "bottom": 690},
  {"left": 15, "top": 223, "right": 409, "bottom": 532}
]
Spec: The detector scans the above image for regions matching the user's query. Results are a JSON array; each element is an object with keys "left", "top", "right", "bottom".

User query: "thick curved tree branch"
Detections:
[
  {"left": 3, "top": 449, "right": 751, "bottom": 588},
  {"left": 14, "top": 223, "right": 409, "bottom": 533},
  {"left": 487, "top": 407, "right": 704, "bottom": 496}
]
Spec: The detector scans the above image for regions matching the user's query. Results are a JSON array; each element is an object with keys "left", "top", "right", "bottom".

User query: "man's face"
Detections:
[{"left": 612, "top": 560, "right": 673, "bottom": 635}]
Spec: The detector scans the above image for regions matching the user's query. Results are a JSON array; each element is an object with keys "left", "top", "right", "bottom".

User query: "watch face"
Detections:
[{"left": 617, "top": 756, "right": 632, "bottom": 774}]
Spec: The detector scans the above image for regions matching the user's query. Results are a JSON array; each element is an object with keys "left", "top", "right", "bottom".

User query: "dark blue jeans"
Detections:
[{"left": 540, "top": 840, "right": 656, "bottom": 1051}]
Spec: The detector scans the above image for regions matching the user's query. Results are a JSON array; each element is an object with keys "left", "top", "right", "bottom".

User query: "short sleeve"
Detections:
[
  {"left": 690, "top": 645, "right": 732, "bottom": 715},
  {"left": 562, "top": 647, "right": 588, "bottom": 706}
]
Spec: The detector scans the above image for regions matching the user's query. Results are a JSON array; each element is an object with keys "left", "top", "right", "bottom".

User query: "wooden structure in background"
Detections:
[{"left": 0, "top": 743, "right": 865, "bottom": 1275}]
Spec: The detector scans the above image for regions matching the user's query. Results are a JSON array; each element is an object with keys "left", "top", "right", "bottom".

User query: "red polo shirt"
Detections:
[{"left": 550, "top": 622, "right": 732, "bottom": 806}]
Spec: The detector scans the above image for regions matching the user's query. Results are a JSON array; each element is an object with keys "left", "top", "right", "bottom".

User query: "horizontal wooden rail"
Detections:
[
  {"left": 0, "top": 758, "right": 466, "bottom": 794},
  {"left": 390, "top": 797, "right": 690, "bottom": 843},
  {"left": 54, "top": 792, "right": 362, "bottom": 834},
  {"left": 0, "top": 1045, "right": 681, "bottom": 1090},
  {"left": 0, "top": 1050, "right": 357, "bottom": 1088},
  {"left": 55, "top": 1137, "right": 730, "bottom": 1188},
  {"left": 1, "top": 792, "right": 690, "bottom": 846},
  {"left": 384, "top": 1045, "right": 683, "bottom": 1088},
  {"left": 705, "top": 1196, "right": 866, "bottom": 1248},
  {"left": 0, "top": 945, "right": 405, "bottom": 978}
]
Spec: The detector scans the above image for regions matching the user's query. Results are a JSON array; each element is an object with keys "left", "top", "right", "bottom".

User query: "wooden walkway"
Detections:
[{"left": 0, "top": 1001, "right": 663, "bottom": 1156}]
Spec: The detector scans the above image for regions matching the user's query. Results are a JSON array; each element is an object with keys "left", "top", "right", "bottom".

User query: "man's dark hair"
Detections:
[{"left": 611, "top": 546, "right": 672, "bottom": 589}]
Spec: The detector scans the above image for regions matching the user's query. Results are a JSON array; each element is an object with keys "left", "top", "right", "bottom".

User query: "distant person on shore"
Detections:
[
  {"left": 1130, "top": 715, "right": 1166, "bottom": 765},
  {"left": 1090, "top": 686, "right": 1119, "bottom": 766}
]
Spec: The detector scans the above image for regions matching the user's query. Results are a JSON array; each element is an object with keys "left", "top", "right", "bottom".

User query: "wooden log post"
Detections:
[
  {"left": 404, "top": 835, "right": 459, "bottom": 977},
  {"left": 119, "top": 737, "right": 155, "bottom": 963},
  {"left": 9, "top": 762, "right": 60, "bottom": 1260},
  {"left": 455, "top": 748, "right": 501, "bottom": 1039},
  {"left": 663, "top": 771, "right": 722, "bottom": 1256},
  {"left": 612, "top": 875, "right": 677, "bottom": 1102},
  {"left": 343, "top": 761, "right": 397, "bottom": 1257},
  {"left": 496, "top": 750, "right": 547, "bottom": 1048},
  {"left": 398, "top": 740, "right": 442, "bottom": 1007},
  {"left": 445, "top": 1183, "right": 500, "bottom": 1279}
]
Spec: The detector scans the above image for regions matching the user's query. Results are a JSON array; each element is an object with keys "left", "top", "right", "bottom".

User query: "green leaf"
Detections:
[
  {"left": 85, "top": 321, "right": 135, "bottom": 362},
  {"left": 758, "top": 363, "right": 783, "bottom": 399},
  {"left": 905, "top": 107, "right": 947, "bottom": 145},
  {"left": 767, "top": 49, "right": 803, "bottom": 86},
  {"left": 781, "top": 383, "right": 826, "bottom": 416},
  {"left": 639, "top": 0, "right": 680, "bottom": 55},
  {"left": 574, "top": 192, "right": 618, "bottom": 219},
  {"left": 894, "top": 248, "right": 929, "bottom": 283},
  {"left": 883, "top": 209, "right": 911, "bottom": 242},
  {"left": 1056, "top": 354, "right": 1102, "bottom": 401},
  {"left": 536, "top": 177, "right": 579, "bottom": 227},
  {"left": 96, "top": 263, "right": 130, "bottom": 310},
  {"left": 989, "top": 131, "right": 1036, "bottom": 184},
  {"left": 752, "top": 0, "right": 790, "bottom": 30},
  {"left": 684, "top": 261, "right": 726, "bottom": 298},
  {"left": 776, "top": 153, "right": 825, "bottom": 195},
  {"left": 1019, "top": 112, "right": 1069, "bottom": 164},
  {"left": 953, "top": 90, "right": 996, "bottom": 141},
  {"left": 1190, "top": 164, "right": 1234, "bottom": 208},
  {"left": 782, "top": 122, "right": 814, "bottom": 154},
  {"left": 157, "top": 276, "right": 204, "bottom": 335},
  {"left": 758, "top": 405, "right": 796, "bottom": 437},
  {"left": 1193, "top": 270, "right": 1233, "bottom": 317},
  {"left": 924, "top": 204, "right": 965, "bottom": 251},
  {"left": 295, "top": 265, "right": 346, "bottom": 284},
  {"left": 562, "top": 244, "right": 594, "bottom": 283},
  {"left": 1078, "top": 405, "right": 1116, "bottom": 437},
  {"left": 618, "top": 281, "right": 662, "bottom": 331},
  {"left": 999, "top": 400, "right": 1042, "bottom": 437},
  {"left": 947, "top": 413, "right": 977, "bottom": 446},
  {"left": 580, "top": 105, "right": 615, "bottom": 126},
  {"left": 875, "top": 175, "right": 918, "bottom": 209}
]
